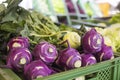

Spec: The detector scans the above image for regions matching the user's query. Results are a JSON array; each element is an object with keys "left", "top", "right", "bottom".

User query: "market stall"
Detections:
[{"left": 0, "top": 0, "right": 120, "bottom": 80}]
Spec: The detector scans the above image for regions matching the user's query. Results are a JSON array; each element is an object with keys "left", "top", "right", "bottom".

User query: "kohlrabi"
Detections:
[
  {"left": 56, "top": 40, "right": 82, "bottom": 70},
  {"left": 32, "top": 41, "right": 58, "bottom": 65},
  {"left": 82, "top": 28, "right": 104, "bottom": 54}
]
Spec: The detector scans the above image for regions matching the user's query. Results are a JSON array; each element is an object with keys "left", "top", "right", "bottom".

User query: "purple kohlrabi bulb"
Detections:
[
  {"left": 7, "top": 37, "right": 29, "bottom": 51},
  {"left": 81, "top": 53, "right": 97, "bottom": 67},
  {"left": 82, "top": 28, "right": 104, "bottom": 54},
  {"left": 32, "top": 41, "right": 58, "bottom": 64},
  {"left": 95, "top": 45, "right": 114, "bottom": 62},
  {"left": 7, "top": 47, "right": 32, "bottom": 71},
  {"left": 56, "top": 48, "right": 82, "bottom": 70},
  {"left": 24, "top": 60, "right": 54, "bottom": 80}
]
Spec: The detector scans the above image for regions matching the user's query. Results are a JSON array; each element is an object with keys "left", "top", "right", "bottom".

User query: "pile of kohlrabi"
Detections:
[{"left": 0, "top": 28, "right": 114, "bottom": 80}]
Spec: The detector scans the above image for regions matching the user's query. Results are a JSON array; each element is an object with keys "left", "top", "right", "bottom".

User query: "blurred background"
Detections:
[
  {"left": 0, "top": 0, "right": 120, "bottom": 26},
  {"left": 20, "top": 0, "right": 120, "bottom": 24}
]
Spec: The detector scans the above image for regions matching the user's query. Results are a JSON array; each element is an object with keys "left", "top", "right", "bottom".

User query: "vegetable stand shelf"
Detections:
[{"left": 0, "top": 56, "right": 120, "bottom": 80}]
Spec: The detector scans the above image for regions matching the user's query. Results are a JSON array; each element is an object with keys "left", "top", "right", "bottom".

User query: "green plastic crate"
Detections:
[
  {"left": 36, "top": 57, "right": 120, "bottom": 80},
  {"left": 0, "top": 68, "right": 21, "bottom": 80},
  {"left": 0, "top": 57, "right": 120, "bottom": 80},
  {"left": 0, "top": 61, "right": 21, "bottom": 80}
]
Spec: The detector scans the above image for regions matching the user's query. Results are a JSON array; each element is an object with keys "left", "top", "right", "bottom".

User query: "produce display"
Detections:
[{"left": 0, "top": 0, "right": 117, "bottom": 80}]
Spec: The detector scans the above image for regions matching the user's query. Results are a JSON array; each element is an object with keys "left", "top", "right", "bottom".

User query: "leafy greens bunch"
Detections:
[{"left": 0, "top": 0, "right": 86, "bottom": 53}]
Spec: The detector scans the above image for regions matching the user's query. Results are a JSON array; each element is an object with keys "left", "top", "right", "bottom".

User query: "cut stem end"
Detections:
[
  {"left": 74, "top": 60, "right": 81, "bottom": 68},
  {"left": 19, "top": 58, "right": 26, "bottom": 65}
]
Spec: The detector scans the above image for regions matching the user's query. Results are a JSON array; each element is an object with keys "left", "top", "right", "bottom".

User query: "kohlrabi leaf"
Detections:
[
  {"left": 0, "top": 3, "right": 6, "bottom": 13},
  {"left": 20, "top": 24, "right": 30, "bottom": 37}
]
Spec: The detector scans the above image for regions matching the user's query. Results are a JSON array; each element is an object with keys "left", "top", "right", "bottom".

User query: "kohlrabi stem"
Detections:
[
  {"left": 30, "top": 31, "right": 69, "bottom": 38},
  {"left": 28, "top": 38, "right": 38, "bottom": 44},
  {"left": 48, "top": 48, "right": 54, "bottom": 53},
  {"left": 60, "top": 40, "right": 71, "bottom": 49},
  {"left": 74, "top": 60, "right": 81, "bottom": 68},
  {"left": 19, "top": 58, "right": 27, "bottom": 65}
]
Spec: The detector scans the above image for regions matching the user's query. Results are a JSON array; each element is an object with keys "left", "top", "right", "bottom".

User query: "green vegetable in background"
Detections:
[
  {"left": 109, "top": 13, "right": 120, "bottom": 24},
  {"left": 63, "top": 31, "right": 81, "bottom": 49},
  {"left": 95, "top": 23, "right": 120, "bottom": 54},
  {"left": 51, "top": 0, "right": 65, "bottom": 14}
]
